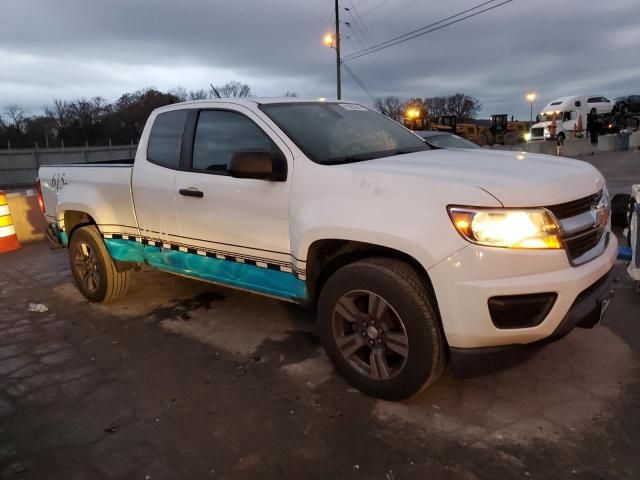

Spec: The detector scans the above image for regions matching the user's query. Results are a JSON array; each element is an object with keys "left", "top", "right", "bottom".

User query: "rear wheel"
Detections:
[
  {"left": 69, "top": 226, "right": 130, "bottom": 302},
  {"left": 503, "top": 131, "right": 519, "bottom": 145},
  {"left": 317, "top": 258, "right": 446, "bottom": 400}
]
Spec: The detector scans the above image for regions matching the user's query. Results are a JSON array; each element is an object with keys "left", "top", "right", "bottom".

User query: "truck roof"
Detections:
[{"left": 157, "top": 97, "right": 360, "bottom": 109}]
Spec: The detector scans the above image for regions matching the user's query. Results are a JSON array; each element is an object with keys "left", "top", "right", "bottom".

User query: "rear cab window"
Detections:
[
  {"left": 191, "top": 110, "right": 280, "bottom": 174},
  {"left": 147, "top": 110, "right": 188, "bottom": 169}
]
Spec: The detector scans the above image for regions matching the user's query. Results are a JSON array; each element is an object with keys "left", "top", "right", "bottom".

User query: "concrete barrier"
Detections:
[
  {"left": 598, "top": 134, "right": 616, "bottom": 152},
  {"left": 630, "top": 131, "right": 640, "bottom": 149},
  {"left": 562, "top": 138, "right": 593, "bottom": 157},
  {"left": 0, "top": 145, "right": 137, "bottom": 189},
  {"left": 520, "top": 141, "right": 556, "bottom": 155},
  {"left": 6, "top": 191, "right": 46, "bottom": 243}
]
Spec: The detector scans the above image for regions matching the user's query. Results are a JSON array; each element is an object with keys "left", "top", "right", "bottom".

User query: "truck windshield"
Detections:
[
  {"left": 539, "top": 111, "right": 563, "bottom": 122},
  {"left": 260, "top": 102, "right": 429, "bottom": 165}
]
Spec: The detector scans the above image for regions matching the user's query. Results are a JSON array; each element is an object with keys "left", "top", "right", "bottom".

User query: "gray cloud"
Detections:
[{"left": 0, "top": 0, "right": 638, "bottom": 118}]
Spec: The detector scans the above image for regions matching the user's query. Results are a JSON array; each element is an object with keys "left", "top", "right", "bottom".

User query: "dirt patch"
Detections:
[{"left": 374, "top": 327, "right": 637, "bottom": 444}]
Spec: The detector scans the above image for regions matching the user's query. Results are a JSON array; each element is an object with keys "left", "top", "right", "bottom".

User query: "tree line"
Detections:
[
  {"left": 374, "top": 93, "right": 482, "bottom": 122},
  {"left": 1, "top": 84, "right": 481, "bottom": 150},
  {"left": 0, "top": 82, "right": 254, "bottom": 149}
]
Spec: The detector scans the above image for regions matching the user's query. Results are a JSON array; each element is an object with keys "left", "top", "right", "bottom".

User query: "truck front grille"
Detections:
[
  {"left": 531, "top": 127, "right": 545, "bottom": 137},
  {"left": 564, "top": 228, "right": 605, "bottom": 260},
  {"left": 545, "top": 190, "right": 609, "bottom": 265},
  {"left": 547, "top": 191, "right": 603, "bottom": 220}
]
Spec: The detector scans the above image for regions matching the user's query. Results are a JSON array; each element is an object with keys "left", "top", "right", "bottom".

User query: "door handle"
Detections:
[{"left": 179, "top": 188, "right": 204, "bottom": 198}]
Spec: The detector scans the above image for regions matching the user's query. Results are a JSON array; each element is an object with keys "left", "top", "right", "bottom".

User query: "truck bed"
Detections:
[{"left": 39, "top": 162, "right": 138, "bottom": 239}]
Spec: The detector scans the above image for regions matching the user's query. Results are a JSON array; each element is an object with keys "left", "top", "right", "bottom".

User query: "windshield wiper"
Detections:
[
  {"left": 322, "top": 155, "right": 379, "bottom": 165},
  {"left": 323, "top": 148, "right": 428, "bottom": 165}
]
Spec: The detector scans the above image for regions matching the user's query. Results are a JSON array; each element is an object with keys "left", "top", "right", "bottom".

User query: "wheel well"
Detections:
[
  {"left": 64, "top": 210, "right": 96, "bottom": 240},
  {"left": 305, "top": 239, "right": 436, "bottom": 305}
]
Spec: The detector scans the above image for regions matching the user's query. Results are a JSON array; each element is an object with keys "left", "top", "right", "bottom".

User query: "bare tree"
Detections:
[
  {"left": 446, "top": 93, "right": 482, "bottom": 121},
  {"left": 3, "top": 104, "right": 27, "bottom": 130},
  {"left": 404, "top": 97, "right": 426, "bottom": 115},
  {"left": 169, "top": 87, "right": 188, "bottom": 102},
  {"left": 423, "top": 96, "right": 448, "bottom": 118},
  {"left": 189, "top": 89, "right": 210, "bottom": 100},
  {"left": 44, "top": 99, "right": 71, "bottom": 131},
  {"left": 214, "top": 81, "right": 252, "bottom": 98},
  {"left": 373, "top": 96, "right": 404, "bottom": 122},
  {"left": 283, "top": 91, "right": 298, "bottom": 97}
]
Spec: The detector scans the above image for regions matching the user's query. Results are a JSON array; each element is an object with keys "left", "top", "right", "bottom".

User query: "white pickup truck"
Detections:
[{"left": 39, "top": 98, "right": 617, "bottom": 400}]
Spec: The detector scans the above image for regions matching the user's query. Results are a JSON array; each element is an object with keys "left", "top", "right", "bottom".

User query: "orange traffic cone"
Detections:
[
  {"left": 576, "top": 113, "right": 583, "bottom": 135},
  {"left": 0, "top": 191, "right": 21, "bottom": 253}
]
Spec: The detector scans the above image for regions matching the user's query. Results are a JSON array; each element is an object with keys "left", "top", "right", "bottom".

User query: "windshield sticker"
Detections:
[{"left": 339, "top": 103, "right": 368, "bottom": 111}]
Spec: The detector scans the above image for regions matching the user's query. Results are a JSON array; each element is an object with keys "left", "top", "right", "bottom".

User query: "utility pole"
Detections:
[{"left": 334, "top": 0, "right": 341, "bottom": 100}]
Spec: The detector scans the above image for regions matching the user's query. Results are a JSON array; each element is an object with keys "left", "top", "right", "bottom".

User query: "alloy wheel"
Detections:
[
  {"left": 331, "top": 290, "right": 409, "bottom": 380},
  {"left": 73, "top": 242, "right": 100, "bottom": 293}
]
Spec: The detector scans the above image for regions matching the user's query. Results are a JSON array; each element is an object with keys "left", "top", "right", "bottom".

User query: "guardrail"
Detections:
[{"left": 0, "top": 145, "right": 137, "bottom": 189}]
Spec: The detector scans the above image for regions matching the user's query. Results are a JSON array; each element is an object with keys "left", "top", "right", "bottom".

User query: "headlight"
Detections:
[
  {"left": 448, "top": 207, "right": 562, "bottom": 249},
  {"left": 524, "top": 132, "right": 532, "bottom": 142}
]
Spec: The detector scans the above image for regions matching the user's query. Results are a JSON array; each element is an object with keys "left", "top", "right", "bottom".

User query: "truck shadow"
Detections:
[{"left": 51, "top": 264, "right": 639, "bottom": 445}]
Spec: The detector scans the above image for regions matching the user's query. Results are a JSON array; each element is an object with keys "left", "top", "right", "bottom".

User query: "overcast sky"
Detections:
[{"left": 1, "top": 0, "right": 638, "bottom": 119}]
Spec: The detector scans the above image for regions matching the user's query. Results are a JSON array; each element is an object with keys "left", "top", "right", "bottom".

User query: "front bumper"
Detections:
[
  {"left": 448, "top": 268, "right": 615, "bottom": 376},
  {"left": 428, "top": 233, "right": 618, "bottom": 349}
]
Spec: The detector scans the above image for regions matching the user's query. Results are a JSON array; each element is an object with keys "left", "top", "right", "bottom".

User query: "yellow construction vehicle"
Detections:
[
  {"left": 403, "top": 108, "right": 427, "bottom": 131},
  {"left": 476, "top": 114, "right": 527, "bottom": 146}
]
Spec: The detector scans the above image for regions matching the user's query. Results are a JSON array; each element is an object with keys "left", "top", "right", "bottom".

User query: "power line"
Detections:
[
  {"left": 344, "top": 1, "right": 394, "bottom": 89},
  {"left": 345, "top": 0, "right": 503, "bottom": 59},
  {"left": 343, "top": 13, "right": 392, "bottom": 90},
  {"left": 343, "top": 0, "right": 513, "bottom": 61},
  {"left": 342, "top": 63, "right": 376, "bottom": 101}
]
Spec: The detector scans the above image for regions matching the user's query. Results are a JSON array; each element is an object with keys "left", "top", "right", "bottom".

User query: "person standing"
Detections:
[{"left": 588, "top": 110, "right": 599, "bottom": 145}]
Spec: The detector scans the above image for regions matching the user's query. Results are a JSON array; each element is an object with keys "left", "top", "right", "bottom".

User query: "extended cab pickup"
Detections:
[{"left": 39, "top": 98, "right": 617, "bottom": 400}]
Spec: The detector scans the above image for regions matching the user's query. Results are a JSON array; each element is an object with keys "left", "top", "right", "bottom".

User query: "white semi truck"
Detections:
[{"left": 529, "top": 95, "right": 615, "bottom": 142}]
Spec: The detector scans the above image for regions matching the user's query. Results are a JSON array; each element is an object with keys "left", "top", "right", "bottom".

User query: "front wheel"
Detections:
[
  {"left": 69, "top": 225, "right": 130, "bottom": 302},
  {"left": 317, "top": 258, "right": 446, "bottom": 400}
]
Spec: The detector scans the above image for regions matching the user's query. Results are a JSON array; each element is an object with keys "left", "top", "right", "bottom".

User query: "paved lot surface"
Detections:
[{"left": 1, "top": 151, "right": 639, "bottom": 479}]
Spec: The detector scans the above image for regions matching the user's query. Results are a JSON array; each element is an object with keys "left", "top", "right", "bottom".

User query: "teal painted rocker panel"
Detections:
[{"left": 103, "top": 238, "right": 307, "bottom": 301}]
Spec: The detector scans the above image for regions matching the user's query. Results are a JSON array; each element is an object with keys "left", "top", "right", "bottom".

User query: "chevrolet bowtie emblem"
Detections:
[{"left": 591, "top": 194, "right": 610, "bottom": 228}]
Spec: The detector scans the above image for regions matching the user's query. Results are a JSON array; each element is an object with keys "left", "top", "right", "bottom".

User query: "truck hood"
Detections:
[
  {"left": 532, "top": 121, "right": 551, "bottom": 129},
  {"left": 348, "top": 149, "right": 605, "bottom": 207}
]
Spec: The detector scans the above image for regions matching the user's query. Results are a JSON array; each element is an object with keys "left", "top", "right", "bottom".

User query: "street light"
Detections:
[
  {"left": 526, "top": 92, "right": 536, "bottom": 126},
  {"left": 323, "top": 33, "right": 334, "bottom": 47}
]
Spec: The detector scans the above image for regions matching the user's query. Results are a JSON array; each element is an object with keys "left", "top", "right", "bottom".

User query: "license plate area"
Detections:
[{"left": 597, "top": 289, "right": 614, "bottom": 324}]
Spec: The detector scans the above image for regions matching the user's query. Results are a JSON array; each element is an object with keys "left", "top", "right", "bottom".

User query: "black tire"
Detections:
[
  {"left": 69, "top": 225, "right": 130, "bottom": 302},
  {"left": 611, "top": 193, "right": 632, "bottom": 228},
  {"left": 503, "top": 131, "right": 519, "bottom": 146},
  {"left": 317, "top": 258, "right": 446, "bottom": 400}
]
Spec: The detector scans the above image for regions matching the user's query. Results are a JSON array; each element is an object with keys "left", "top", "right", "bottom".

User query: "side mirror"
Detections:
[{"left": 228, "top": 150, "right": 287, "bottom": 181}]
